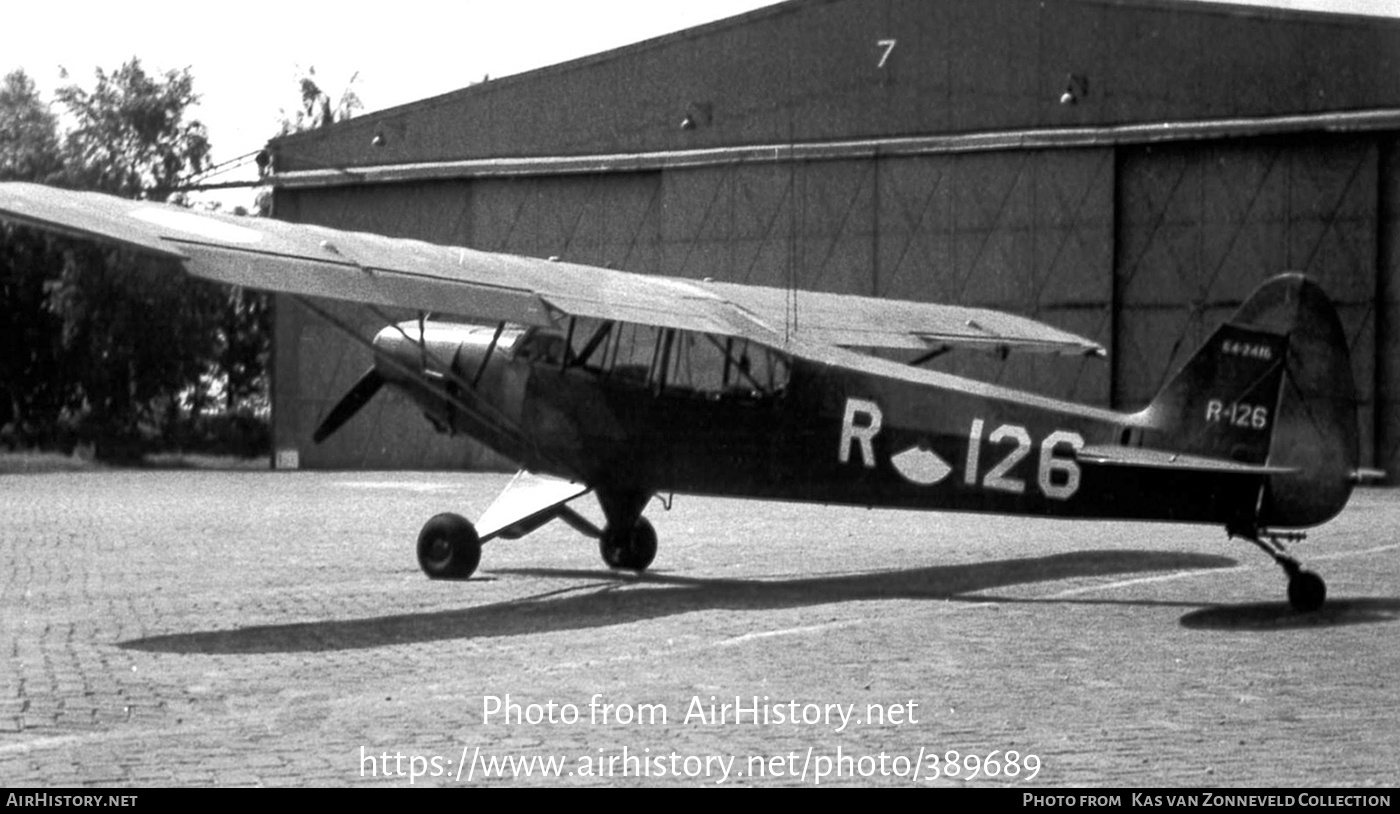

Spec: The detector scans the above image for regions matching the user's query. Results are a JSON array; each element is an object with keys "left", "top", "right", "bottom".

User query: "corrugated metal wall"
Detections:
[
  {"left": 471, "top": 174, "right": 662, "bottom": 268},
  {"left": 873, "top": 149, "right": 1114, "bottom": 405}
]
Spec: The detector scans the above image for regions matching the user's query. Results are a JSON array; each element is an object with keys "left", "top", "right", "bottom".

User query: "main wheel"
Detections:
[
  {"left": 599, "top": 517, "right": 657, "bottom": 572},
  {"left": 417, "top": 513, "right": 481, "bottom": 579},
  {"left": 1287, "top": 570, "right": 1326, "bottom": 613}
]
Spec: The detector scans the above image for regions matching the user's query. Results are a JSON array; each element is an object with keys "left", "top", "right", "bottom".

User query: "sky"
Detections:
[{"left": 5, "top": 0, "right": 1397, "bottom": 206}]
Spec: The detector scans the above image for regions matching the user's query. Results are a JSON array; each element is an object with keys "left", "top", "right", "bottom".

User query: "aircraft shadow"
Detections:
[
  {"left": 119, "top": 549, "right": 1249, "bottom": 655},
  {"left": 1178, "top": 597, "right": 1400, "bottom": 630}
]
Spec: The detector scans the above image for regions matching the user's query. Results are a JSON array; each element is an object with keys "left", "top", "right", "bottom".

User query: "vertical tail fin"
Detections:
[
  {"left": 1140, "top": 273, "right": 1359, "bottom": 528},
  {"left": 1139, "top": 302, "right": 1291, "bottom": 468}
]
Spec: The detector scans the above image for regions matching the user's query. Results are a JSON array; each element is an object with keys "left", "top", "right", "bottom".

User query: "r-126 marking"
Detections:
[{"left": 965, "top": 419, "right": 1084, "bottom": 500}]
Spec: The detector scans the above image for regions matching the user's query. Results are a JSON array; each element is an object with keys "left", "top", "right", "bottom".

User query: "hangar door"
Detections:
[
  {"left": 874, "top": 149, "right": 1115, "bottom": 406},
  {"left": 469, "top": 173, "right": 663, "bottom": 271},
  {"left": 1115, "top": 137, "right": 1378, "bottom": 465},
  {"left": 657, "top": 150, "right": 1116, "bottom": 406}
]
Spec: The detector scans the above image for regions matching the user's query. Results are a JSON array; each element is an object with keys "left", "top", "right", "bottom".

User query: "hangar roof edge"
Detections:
[
  {"left": 267, "top": 0, "right": 1400, "bottom": 172},
  {"left": 268, "top": 107, "right": 1400, "bottom": 189},
  {"left": 270, "top": 0, "right": 1400, "bottom": 152}
]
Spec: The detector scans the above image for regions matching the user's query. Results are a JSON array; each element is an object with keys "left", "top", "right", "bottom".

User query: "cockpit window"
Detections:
[{"left": 513, "top": 328, "right": 567, "bottom": 365}]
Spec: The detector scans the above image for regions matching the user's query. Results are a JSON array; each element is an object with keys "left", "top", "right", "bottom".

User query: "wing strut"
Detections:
[
  {"left": 472, "top": 322, "right": 506, "bottom": 388},
  {"left": 908, "top": 345, "right": 953, "bottom": 367}
]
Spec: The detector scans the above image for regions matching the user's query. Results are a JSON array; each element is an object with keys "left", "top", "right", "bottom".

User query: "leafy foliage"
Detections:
[
  {"left": 0, "top": 71, "right": 62, "bottom": 184},
  {"left": 0, "top": 223, "right": 71, "bottom": 447},
  {"left": 277, "top": 66, "right": 363, "bottom": 135},
  {"left": 53, "top": 61, "right": 211, "bottom": 200},
  {"left": 0, "top": 60, "right": 268, "bottom": 460},
  {"left": 255, "top": 66, "right": 364, "bottom": 216}
]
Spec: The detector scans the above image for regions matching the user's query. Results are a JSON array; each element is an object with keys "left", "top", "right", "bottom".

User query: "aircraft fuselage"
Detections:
[
  {"left": 518, "top": 354, "right": 1262, "bottom": 528},
  {"left": 380, "top": 321, "right": 1270, "bottom": 531}
]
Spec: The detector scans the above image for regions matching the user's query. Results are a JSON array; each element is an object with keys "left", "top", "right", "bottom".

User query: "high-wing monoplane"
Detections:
[{"left": 0, "top": 182, "right": 1374, "bottom": 612}]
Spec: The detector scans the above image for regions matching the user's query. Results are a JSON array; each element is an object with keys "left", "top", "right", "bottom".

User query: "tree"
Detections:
[
  {"left": 44, "top": 60, "right": 221, "bottom": 456},
  {"left": 277, "top": 66, "right": 362, "bottom": 135},
  {"left": 53, "top": 60, "right": 210, "bottom": 200},
  {"left": 257, "top": 66, "right": 363, "bottom": 216},
  {"left": 0, "top": 58, "right": 245, "bottom": 459},
  {"left": 45, "top": 244, "right": 225, "bottom": 457},
  {"left": 0, "top": 70, "right": 69, "bottom": 444},
  {"left": 0, "top": 224, "right": 71, "bottom": 448},
  {"left": 214, "top": 286, "right": 270, "bottom": 411},
  {"left": 0, "top": 70, "right": 62, "bottom": 184}
]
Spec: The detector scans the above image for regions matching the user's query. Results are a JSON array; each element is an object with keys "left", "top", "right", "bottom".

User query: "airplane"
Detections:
[{"left": 0, "top": 181, "right": 1376, "bottom": 612}]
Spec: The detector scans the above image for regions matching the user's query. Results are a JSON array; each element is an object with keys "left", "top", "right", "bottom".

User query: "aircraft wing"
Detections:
[
  {"left": 702, "top": 281, "right": 1103, "bottom": 355},
  {"left": 0, "top": 182, "right": 1103, "bottom": 357}
]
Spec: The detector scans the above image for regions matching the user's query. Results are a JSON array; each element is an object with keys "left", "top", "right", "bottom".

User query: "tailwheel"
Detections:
[
  {"left": 599, "top": 517, "right": 657, "bottom": 572},
  {"left": 417, "top": 513, "right": 481, "bottom": 579},
  {"left": 1287, "top": 570, "right": 1326, "bottom": 613}
]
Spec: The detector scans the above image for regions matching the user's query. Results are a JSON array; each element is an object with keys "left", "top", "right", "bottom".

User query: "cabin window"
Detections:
[
  {"left": 605, "top": 322, "right": 663, "bottom": 383},
  {"left": 537, "top": 319, "right": 789, "bottom": 398},
  {"left": 667, "top": 333, "right": 789, "bottom": 398}
]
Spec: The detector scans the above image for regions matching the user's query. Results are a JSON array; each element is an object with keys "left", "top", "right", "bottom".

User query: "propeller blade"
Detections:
[{"left": 313, "top": 368, "right": 385, "bottom": 443}]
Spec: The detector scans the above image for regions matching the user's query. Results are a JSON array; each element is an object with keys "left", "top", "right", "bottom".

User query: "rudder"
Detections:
[{"left": 1246, "top": 275, "right": 1359, "bottom": 527}]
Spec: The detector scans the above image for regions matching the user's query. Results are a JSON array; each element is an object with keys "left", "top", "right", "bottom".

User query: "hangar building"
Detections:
[{"left": 264, "top": 0, "right": 1400, "bottom": 475}]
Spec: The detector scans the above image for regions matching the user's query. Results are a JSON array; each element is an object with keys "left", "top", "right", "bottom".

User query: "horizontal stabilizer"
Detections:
[
  {"left": 1077, "top": 445, "right": 1297, "bottom": 475},
  {"left": 476, "top": 470, "right": 591, "bottom": 543}
]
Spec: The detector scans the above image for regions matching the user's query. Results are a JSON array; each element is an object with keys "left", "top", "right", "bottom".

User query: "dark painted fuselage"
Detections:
[
  {"left": 516, "top": 353, "right": 1260, "bottom": 528},
  {"left": 384, "top": 325, "right": 1267, "bottom": 532}
]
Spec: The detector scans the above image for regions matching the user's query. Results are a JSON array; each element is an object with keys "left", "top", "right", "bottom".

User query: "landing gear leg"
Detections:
[
  {"left": 596, "top": 489, "right": 658, "bottom": 572},
  {"left": 1230, "top": 525, "right": 1326, "bottom": 612}
]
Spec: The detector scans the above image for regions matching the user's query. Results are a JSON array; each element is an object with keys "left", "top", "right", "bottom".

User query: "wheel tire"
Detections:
[
  {"left": 417, "top": 513, "right": 481, "bottom": 579},
  {"left": 599, "top": 517, "right": 657, "bottom": 572},
  {"left": 1287, "top": 570, "right": 1326, "bottom": 613}
]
